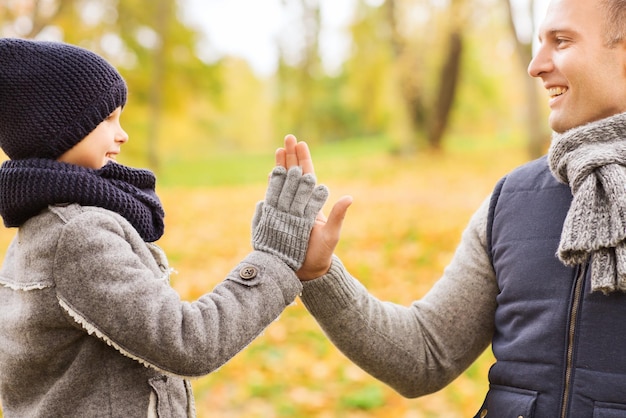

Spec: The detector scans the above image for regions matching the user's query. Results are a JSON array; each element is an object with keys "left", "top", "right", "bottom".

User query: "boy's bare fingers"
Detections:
[
  {"left": 296, "top": 141, "right": 314, "bottom": 175},
  {"left": 284, "top": 134, "right": 298, "bottom": 169}
]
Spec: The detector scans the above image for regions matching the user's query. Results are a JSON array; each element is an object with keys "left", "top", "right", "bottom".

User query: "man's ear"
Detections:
[{"left": 619, "top": 39, "right": 626, "bottom": 75}]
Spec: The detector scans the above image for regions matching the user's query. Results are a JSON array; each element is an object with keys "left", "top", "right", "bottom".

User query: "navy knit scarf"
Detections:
[{"left": 0, "top": 159, "right": 164, "bottom": 242}]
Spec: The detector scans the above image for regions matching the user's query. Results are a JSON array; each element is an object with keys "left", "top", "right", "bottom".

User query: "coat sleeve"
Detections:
[
  {"left": 299, "top": 197, "right": 498, "bottom": 398},
  {"left": 52, "top": 209, "right": 302, "bottom": 378}
]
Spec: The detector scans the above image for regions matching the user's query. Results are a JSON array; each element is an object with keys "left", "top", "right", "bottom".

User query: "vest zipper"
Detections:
[{"left": 559, "top": 265, "right": 586, "bottom": 418}]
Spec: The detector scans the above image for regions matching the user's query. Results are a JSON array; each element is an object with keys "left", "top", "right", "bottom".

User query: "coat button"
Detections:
[{"left": 240, "top": 266, "right": 258, "bottom": 280}]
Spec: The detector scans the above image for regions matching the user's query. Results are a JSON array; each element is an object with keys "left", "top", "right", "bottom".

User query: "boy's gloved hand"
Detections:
[{"left": 252, "top": 165, "right": 328, "bottom": 271}]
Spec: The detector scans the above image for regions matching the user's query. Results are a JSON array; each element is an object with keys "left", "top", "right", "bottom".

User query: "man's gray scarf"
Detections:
[{"left": 548, "top": 112, "right": 626, "bottom": 294}]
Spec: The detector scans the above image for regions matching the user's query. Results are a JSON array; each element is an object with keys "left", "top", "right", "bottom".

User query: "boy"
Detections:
[{"left": 0, "top": 38, "right": 326, "bottom": 417}]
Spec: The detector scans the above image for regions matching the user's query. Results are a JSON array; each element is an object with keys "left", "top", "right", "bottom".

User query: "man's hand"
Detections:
[{"left": 275, "top": 134, "right": 352, "bottom": 280}]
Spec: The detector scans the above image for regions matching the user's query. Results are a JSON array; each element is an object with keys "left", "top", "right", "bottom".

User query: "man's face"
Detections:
[{"left": 528, "top": 0, "right": 626, "bottom": 133}]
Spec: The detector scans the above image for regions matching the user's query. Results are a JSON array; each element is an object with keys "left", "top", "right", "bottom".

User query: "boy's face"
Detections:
[
  {"left": 57, "top": 107, "right": 128, "bottom": 169},
  {"left": 528, "top": 0, "right": 626, "bottom": 133}
]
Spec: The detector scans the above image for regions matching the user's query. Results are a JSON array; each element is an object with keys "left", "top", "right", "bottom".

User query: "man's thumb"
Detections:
[{"left": 326, "top": 195, "right": 353, "bottom": 238}]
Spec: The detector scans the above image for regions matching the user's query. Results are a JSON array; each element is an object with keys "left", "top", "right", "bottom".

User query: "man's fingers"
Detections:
[
  {"left": 284, "top": 134, "right": 298, "bottom": 169},
  {"left": 296, "top": 141, "right": 315, "bottom": 175},
  {"left": 325, "top": 195, "right": 353, "bottom": 241},
  {"left": 279, "top": 134, "right": 316, "bottom": 175},
  {"left": 275, "top": 148, "right": 286, "bottom": 168}
]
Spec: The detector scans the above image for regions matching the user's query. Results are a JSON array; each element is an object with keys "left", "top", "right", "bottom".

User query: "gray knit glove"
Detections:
[{"left": 252, "top": 166, "right": 328, "bottom": 271}]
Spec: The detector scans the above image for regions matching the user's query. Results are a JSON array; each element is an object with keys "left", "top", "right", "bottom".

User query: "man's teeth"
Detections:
[{"left": 549, "top": 87, "right": 567, "bottom": 98}]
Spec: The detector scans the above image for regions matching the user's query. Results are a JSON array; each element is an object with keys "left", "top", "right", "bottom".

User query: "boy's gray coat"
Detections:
[{"left": 0, "top": 204, "right": 302, "bottom": 417}]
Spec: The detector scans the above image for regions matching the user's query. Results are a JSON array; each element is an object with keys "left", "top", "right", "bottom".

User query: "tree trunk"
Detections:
[
  {"left": 428, "top": 30, "right": 463, "bottom": 150},
  {"left": 147, "top": 0, "right": 169, "bottom": 171},
  {"left": 503, "top": 0, "right": 549, "bottom": 158},
  {"left": 384, "top": 0, "right": 426, "bottom": 146},
  {"left": 385, "top": 0, "right": 466, "bottom": 151}
]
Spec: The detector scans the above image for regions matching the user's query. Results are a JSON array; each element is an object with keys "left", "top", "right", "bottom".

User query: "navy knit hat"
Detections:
[{"left": 0, "top": 38, "right": 127, "bottom": 160}]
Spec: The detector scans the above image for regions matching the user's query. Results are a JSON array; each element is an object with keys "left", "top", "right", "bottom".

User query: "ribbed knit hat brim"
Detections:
[{"left": 0, "top": 38, "right": 127, "bottom": 160}]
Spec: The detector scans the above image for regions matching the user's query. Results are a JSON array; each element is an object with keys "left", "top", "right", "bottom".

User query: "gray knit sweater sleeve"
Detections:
[{"left": 300, "top": 197, "right": 498, "bottom": 398}]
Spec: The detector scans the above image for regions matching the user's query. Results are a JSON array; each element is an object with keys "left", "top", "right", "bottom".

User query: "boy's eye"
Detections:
[{"left": 106, "top": 107, "right": 122, "bottom": 121}]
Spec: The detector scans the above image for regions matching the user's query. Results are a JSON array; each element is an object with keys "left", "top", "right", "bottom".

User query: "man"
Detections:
[{"left": 281, "top": 0, "right": 626, "bottom": 416}]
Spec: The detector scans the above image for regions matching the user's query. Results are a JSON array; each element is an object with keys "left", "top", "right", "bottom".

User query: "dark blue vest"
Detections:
[{"left": 476, "top": 156, "right": 626, "bottom": 418}]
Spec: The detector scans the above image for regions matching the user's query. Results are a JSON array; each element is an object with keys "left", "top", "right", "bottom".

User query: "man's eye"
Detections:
[{"left": 555, "top": 37, "right": 570, "bottom": 46}]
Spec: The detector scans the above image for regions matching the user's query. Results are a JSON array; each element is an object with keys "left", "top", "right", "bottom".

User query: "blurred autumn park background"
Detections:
[{"left": 1, "top": 0, "right": 549, "bottom": 416}]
